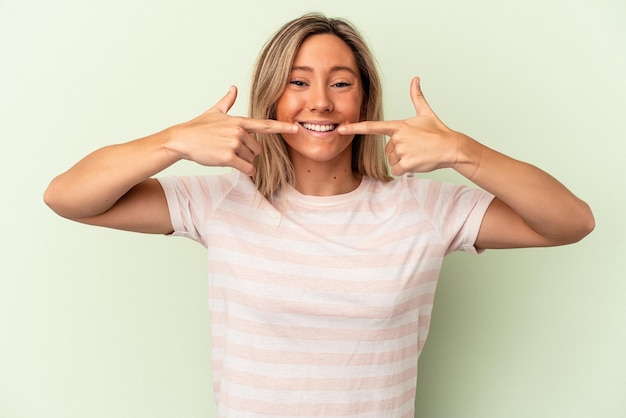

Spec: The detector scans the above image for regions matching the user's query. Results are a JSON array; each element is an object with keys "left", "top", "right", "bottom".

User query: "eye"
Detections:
[
  {"left": 289, "top": 79, "right": 308, "bottom": 87},
  {"left": 332, "top": 81, "right": 352, "bottom": 88}
]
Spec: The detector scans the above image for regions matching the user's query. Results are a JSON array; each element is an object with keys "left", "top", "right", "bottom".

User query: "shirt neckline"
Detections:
[{"left": 285, "top": 176, "right": 371, "bottom": 207}]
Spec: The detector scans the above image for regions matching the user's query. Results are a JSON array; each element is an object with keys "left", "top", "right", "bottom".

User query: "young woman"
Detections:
[{"left": 44, "top": 13, "right": 594, "bottom": 418}]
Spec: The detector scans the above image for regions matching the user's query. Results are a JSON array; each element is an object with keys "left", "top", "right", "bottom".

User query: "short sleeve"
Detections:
[
  {"left": 157, "top": 172, "right": 240, "bottom": 246},
  {"left": 406, "top": 176, "right": 495, "bottom": 254}
]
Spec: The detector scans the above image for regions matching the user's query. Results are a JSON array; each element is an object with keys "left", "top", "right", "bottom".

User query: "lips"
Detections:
[{"left": 300, "top": 122, "right": 338, "bottom": 133}]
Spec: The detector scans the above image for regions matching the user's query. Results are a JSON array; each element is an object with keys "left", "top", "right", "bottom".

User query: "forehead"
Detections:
[{"left": 292, "top": 34, "right": 358, "bottom": 71}]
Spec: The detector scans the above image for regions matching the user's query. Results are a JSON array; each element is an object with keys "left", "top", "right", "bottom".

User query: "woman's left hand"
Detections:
[
  {"left": 340, "top": 76, "right": 595, "bottom": 248},
  {"left": 338, "top": 76, "right": 462, "bottom": 176}
]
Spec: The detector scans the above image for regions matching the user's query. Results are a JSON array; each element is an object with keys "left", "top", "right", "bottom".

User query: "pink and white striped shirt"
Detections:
[{"left": 159, "top": 171, "right": 493, "bottom": 417}]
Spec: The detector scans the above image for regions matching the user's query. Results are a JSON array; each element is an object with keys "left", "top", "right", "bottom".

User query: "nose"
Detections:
[{"left": 307, "top": 83, "right": 333, "bottom": 113}]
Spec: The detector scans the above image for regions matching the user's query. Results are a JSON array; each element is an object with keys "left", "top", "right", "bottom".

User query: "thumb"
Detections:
[
  {"left": 410, "top": 76, "right": 432, "bottom": 116},
  {"left": 212, "top": 85, "right": 238, "bottom": 114}
]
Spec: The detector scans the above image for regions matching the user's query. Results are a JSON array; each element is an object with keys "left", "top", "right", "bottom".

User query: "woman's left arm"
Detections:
[
  {"left": 454, "top": 134, "right": 594, "bottom": 248},
  {"left": 338, "top": 76, "right": 594, "bottom": 249}
]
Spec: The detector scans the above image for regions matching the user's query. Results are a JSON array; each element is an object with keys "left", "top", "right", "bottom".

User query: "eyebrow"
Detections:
[{"left": 291, "top": 65, "right": 358, "bottom": 76}]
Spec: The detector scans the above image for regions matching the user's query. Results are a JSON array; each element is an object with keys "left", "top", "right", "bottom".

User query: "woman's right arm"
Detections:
[
  {"left": 43, "top": 86, "right": 297, "bottom": 234},
  {"left": 44, "top": 130, "right": 180, "bottom": 234}
]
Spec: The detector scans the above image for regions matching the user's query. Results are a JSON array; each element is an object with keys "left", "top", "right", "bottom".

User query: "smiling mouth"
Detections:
[{"left": 300, "top": 122, "right": 338, "bottom": 133}]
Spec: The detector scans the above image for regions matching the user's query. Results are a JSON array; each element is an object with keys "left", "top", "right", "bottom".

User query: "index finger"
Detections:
[
  {"left": 337, "top": 121, "right": 397, "bottom": 136},
  {"left": 241, "top": 118, "right": 298, "bottom": 134}
]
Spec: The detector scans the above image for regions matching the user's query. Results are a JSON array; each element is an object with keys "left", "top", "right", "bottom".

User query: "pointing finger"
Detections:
[
  {"left": 241, "top": 118, "right": 298, "bottom": 134},
  {"left": 337, "top": 120, "right": 397, "bottom": 137}
]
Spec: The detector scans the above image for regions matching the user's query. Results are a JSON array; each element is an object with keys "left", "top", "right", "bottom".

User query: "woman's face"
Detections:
[{"left": 275, "top": 34, "right": 363, "bottom": 169}]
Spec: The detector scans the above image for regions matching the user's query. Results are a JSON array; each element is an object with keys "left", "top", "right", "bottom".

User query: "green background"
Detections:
[{"left": 2, "top": 0, "right": 624, "bottom": 417}]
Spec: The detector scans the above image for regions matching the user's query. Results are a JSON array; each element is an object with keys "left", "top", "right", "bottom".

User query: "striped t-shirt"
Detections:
[{"left": 158, "top": 171, "right": 494, "bottom": 418}]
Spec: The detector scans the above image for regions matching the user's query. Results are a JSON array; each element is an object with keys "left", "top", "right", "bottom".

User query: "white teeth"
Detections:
[{"left": 301, "top": 123, "right": 337, "bottom": 132}]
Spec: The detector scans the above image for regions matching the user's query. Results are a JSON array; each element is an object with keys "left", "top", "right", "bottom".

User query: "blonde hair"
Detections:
[{"left": 249, "top": 13, "right": 391, "bottom": 199}]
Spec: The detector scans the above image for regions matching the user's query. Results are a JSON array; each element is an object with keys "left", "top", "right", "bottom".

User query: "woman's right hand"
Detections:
[
  {"left": 44, "top": 85, "right": 296, "bottom": 230},
  {"left": 166, "top": 86, "right": 297, "bottom": 175}
]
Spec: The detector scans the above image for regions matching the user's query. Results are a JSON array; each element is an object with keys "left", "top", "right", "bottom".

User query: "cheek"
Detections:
[
  {"left": 349, "top": 97, "right": 364, "bottom": 122},
  {"left": 275, "top": 94, "right": 298, "bottom": 121}
]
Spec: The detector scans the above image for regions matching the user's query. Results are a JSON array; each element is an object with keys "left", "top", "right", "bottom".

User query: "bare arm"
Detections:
[
  {"left": 338, "top": 77, "right": 594, "bottom": 249},
  {"left": 44, "top": 132, "right": 178, "bottom": 233},
  {"left": 453, "top": 136, "right": 594, "bottom": 248},
  {"left": 44, "top": 86, "right": 298, "bottom": 233}
]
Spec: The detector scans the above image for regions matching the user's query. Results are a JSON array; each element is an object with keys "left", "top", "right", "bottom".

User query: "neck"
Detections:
[{"left": 292, "top": 160, "right": 361, "bottom": 196}]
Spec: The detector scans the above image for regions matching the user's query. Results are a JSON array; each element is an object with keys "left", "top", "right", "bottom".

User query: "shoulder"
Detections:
[
  {"left": 157, "top": 170, "right": 258, "bottom": 206},
  {"left": 365, "top": 174, "right": 439, "bottom": 197},
  {"left": 372, "top": 174, "right": 493, "bottom": 212},
  {"left": 400, "top": 174, "right": 488, "bottom": 202},
  {"left": 159, "top": 170, "right": 246, "bottom": 191}
]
